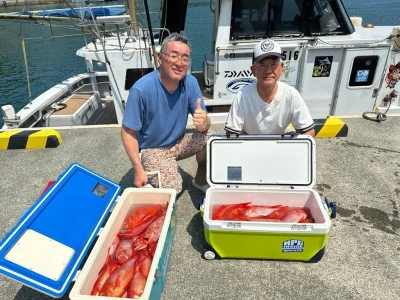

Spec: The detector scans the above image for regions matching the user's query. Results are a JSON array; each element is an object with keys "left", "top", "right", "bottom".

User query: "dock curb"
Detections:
[
  {"left": 0, "top": 129, "right": 62, "bottom": 150},
  {"left": 314, "top": 117, "right": 348, "bottom": 138}
]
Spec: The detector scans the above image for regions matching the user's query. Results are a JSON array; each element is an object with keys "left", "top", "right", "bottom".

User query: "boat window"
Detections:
[
  {"left": 230, "top": 0, "right": 353, "bottom": 40},
  {"left": 231, "top": 0, "right": 269, "bottom": 40},
  {"left": 125, "top": 68, "right": 154, "bottom": 90},
  {"left": 311, "top": 0, "right": 341, "bottom": 34},
  {"left": 349, "top": 56, "right": 379, "bottom": 87}
]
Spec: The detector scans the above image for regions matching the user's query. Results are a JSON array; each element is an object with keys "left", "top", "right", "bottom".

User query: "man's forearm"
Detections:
[
  {"left": 303, "top": 128, "right": 315, "bottom": 137},
  {"left": 121, "top": 126, "right": 144, "bottom": 172}
]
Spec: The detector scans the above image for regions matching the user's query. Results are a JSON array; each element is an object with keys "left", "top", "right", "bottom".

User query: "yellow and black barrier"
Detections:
[
  {"left": 0, "top": 129, "right": 62, "bottom": 150},
  {"left": 314, "top": 117, "right": 348, "bottom": 138}
]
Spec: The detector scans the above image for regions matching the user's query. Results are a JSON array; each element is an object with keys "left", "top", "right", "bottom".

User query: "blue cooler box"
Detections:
[{"left": 0, "top": 163, "right": 176, "bottom": 299}]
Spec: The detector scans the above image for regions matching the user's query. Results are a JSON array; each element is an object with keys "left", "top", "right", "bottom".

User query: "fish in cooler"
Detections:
[
  {"left": 212, "top": 202, "right": 315, "bottom": 223},
  {"left": 90, "top": 203, "right": 168, "bottom": 298}
]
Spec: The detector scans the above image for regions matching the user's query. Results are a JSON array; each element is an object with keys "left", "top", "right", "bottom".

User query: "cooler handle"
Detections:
[{"left": 324, "top": 197, "right": 337, "bottom": 219}]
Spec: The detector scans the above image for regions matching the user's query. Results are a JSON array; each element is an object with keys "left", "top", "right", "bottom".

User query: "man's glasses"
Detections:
[
  {"left": 161, "top": 52, "right": 191, "bottom": 65},
  {"left": 255, "top": 63, "right": 280, "bottom": 71}
]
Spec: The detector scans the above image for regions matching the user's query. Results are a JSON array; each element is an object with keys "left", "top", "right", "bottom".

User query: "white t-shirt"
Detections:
[{"left": 225, "top": 81, "right": 314, "bottom": 134}]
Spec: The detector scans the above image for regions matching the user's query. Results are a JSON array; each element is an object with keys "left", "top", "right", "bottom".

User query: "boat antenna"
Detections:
[{"left": 143, "top": 0, "right": 159, "bottom": 68}]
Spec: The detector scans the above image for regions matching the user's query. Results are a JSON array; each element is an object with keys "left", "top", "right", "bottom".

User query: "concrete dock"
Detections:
[{"left": 0, "top": 116, "right": 399, "bottom": 300}]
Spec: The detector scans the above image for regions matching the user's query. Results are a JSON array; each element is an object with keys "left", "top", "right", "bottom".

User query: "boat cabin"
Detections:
[{"left": 198, "top": 0, "right": 397, "bottom": 118}]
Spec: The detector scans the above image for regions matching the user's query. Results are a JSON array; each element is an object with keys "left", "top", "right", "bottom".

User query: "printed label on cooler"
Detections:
[{"left": 282, "top": 239, "right": 304, "bottom": 252}]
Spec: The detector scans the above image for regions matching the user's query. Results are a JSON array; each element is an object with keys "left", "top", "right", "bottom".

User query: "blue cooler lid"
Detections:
[
  {"left": 0, "top": 163, "right": 121, "bottom": 297},
  {"left": 206, "top": 134, "right": 316, "bottom": 189}
]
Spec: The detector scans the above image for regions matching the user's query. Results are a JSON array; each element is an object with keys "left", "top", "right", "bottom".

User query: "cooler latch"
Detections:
[{"left": 226, "top": 184, "right": 240, "bottom": 188}]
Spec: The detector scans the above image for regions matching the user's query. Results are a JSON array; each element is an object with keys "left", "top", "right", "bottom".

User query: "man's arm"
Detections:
[
  {"left": 121, "top": 125, "right": 148, "bottom": 187},
  {"left": 303, "top": 128, "right": 315, "bottom": 137}
]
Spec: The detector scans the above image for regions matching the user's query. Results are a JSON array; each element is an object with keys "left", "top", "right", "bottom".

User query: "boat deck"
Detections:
[
  {"left": 193, "top": 71, "right": 231, "bottom": 113},
  {"left": 96, "top": 99, "right": 118, "bottom": 125},
  {"left": 0, "top": 116, "right": 400, "bottom": 299}
]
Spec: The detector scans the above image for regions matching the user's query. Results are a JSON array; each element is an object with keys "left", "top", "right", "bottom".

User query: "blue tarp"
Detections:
[{"left": 19, "top": 6, "right": 126, "bottom": 19}]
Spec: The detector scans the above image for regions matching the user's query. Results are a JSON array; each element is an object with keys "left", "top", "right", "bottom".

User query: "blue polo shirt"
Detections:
[{"left": 122, "top": 70, "right": 206, "bottom": 149}]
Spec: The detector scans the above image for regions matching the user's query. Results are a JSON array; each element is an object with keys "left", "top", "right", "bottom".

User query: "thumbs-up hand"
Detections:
[
  {"left": 196, "top": 98, "right": 202, "bottom": 110},
  {"left": 192, "top": 98, "right": 210, "bottom": 132}
]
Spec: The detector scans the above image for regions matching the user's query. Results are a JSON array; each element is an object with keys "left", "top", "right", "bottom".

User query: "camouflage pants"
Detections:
[{"left": 140, "top": 129, "right": 214, "bottom": 193}]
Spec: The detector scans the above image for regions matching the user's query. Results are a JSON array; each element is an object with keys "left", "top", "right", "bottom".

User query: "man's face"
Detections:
[
  {"left": 158, "top": 41, "right": 191, "bottom": 82},
  {"left": 251, "top": 56, "right": 283, "bottom": 87}
]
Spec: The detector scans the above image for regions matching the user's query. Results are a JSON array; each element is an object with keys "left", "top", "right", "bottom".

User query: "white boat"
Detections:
[{"left": 2, "top": 0, "right": 400, "bottom": 129}]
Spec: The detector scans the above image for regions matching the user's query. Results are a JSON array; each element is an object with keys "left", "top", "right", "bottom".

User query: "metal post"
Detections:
[{"left": 143, "top": 0, "right": 159, "bottom": 68}]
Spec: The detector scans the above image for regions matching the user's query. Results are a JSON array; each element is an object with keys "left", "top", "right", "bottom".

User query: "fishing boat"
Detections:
[
  {"left": 0, "top": 4, "right": 126, "bottom": 21},
  {"left": 2, "top": 0, "right": 400, "bottom": 129}
]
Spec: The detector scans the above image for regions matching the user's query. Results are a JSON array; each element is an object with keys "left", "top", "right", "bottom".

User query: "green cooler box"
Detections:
[{"left": 202, "top": 134, "right": 332, "bottom": 262}]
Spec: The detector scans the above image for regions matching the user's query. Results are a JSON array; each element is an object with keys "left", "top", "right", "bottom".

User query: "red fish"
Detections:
[
  {"left": 243, "top": 205, "right": 289, "bottom": 220},
  {"left": 102, "top": 236, "right": 119, "bottom": 266},
  {"left": 281, "top": 209, "right": 309, "bottom": 223},
  {"left": 91, "top": 262, "right": 119, "bottom": 296},
  {"left": 126, "top": 249, "right": 152, "bottom": 298},
  {"left": 148, "top": 242, "right": 157, "bottom": 257},
  {"left": 122, "top": 204, "right": 166, "bottom": 229},
  {"left": 300, "top": 217, "right": 315, "bottom": 223},
  {"left": 137, "top": 248, "right": 153, "bottom": 278},
  {"left": 99, "top": 257, "right": 137, "bottom": 297},
  {"left": 117, "top": 216, "right": 158, "bottom": 239},
  {"left": 133, "top": 215, "right": 165, "bottom": 251},
  {"left": 127, "top": 268, "right": 147, "bottom": 298},
  {"left": 91, "top": 237, "right": 120, "bottom": 295},
  {"left": 213, "top": 202, "right": 251, "bottom": 220},
  {"left": 115, "top": 238, "right": 134, "bottom": 265},
  {"left": 251, "top": 218, "right": 282, "bottom": 222}
]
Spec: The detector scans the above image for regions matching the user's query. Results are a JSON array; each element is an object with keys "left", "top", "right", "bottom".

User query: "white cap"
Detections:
[{"left": 253, "top": 40, "right": 282, "bottom": 62}]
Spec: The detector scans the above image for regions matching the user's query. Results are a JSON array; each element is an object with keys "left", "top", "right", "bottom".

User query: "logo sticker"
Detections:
[
  {"left": 225, "top": 52, "right": 253, "bottom": 59},
  {"left": 260, "top": 40, "right": 274, "bottom": 52},
  {"left": 282, "top": 239, "right": 304, "bottom": 252},
  {"left": 291, "top": 224, "right": 307, "bottom": 230},
  {"left": 313, "top": 56, "right": 333, "bottom": 77},
  {"left": 355, "top": 70, "right": 369, "bottom": 82},
  {"left": 226, "top": 222, "right": 241, "bottom": 229},
  {"left": 224, "top": 70, "right": 253, "bottom": 78},
  {"left": 226, "top": 78, "right": 256, "bottom": 94}
]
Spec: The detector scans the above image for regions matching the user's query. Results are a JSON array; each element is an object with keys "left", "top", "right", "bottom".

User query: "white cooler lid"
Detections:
[{"left": 207, "top": 134, "right": 316, "bottom": 189}]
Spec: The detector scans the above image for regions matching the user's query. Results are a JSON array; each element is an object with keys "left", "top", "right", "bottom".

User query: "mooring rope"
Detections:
[{"left": 21, "top": 38, "right": 32, "bottom": 102}]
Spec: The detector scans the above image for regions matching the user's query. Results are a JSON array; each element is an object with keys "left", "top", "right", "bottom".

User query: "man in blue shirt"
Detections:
[{"left": 122, "top": 33, "right": 211, "bottom": 194}]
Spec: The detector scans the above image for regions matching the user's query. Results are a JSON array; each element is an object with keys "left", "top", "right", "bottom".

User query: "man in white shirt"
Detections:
[{"left": 225, "top": 39, "right": 315, "bottom": 136}]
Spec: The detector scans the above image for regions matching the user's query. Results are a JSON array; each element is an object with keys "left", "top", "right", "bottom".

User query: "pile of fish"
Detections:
[
  {"left": 91, "top": 204, "right": 168, "bottom": 298},
  {"left": 213, "top": 203, "right": 315, "bottom": 223}
]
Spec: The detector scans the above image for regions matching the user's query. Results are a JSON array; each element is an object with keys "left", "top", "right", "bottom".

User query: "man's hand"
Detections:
[
  {"left": 193, "top": 98, "right": 210, "bottom": 132},
  {"left": 134, "top": 168, "right": 149, "bottom": 188}
]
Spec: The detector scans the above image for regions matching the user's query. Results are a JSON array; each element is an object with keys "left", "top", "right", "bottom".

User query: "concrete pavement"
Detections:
[{"left": 0, "top": 116, "right": 399, "bottom": 300}]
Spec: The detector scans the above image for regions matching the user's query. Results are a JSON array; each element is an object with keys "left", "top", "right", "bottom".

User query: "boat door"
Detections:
[
  {"left": 333, "top": 47, "right": 390, "bottom": 115},
  {"left": 298, "top": 47, "right": 344, "bottom": 119}
]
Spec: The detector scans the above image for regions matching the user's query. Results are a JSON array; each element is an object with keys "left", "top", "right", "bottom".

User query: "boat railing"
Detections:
[{"left": 77, "top": 15, "right": 169, "bottom": 53}]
